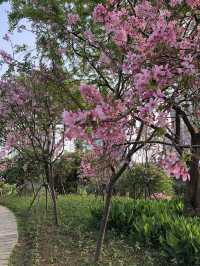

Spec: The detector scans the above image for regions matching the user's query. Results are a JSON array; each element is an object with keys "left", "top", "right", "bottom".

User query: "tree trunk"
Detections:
[
  {"left": 49, "top": 184, "right": 58, "bottom": 225},
  {"left": 49, "top": 164, "right": 59, "bottom": 225},
  {"left": 30, "top": 180, "right": 36, "bottom": 197},
  {"left": 94, "top": 183, "right": 113, "bottom": 262},
  {"left": 44, "top": 162, "right": 58, "bottom": 225},
  {"left": 28, "top": 184, "right": 43, "bottom": 211},
  {"left": 45, "top": 184, "right": 48, "bottom": 211},
  {"left": 184, "top": 133, "right": 200, "bottom": 216}
]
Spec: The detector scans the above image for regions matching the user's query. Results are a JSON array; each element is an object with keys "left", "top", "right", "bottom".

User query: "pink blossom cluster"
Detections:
[
  {"left": 135, "top": 1, "right": 157, "bottom": 21},
  {"left": 0, "top": 50, "right": 13, "bottom": 64},
  {"left": 186, "top": 0, "right": 200, "bottom": 7},
  {"left": 80, "top": 155, "right": 98, "bottom": 179},
  {"left": 89, "top": 0, "right": 199, "bottom": 82},
  {"left": 160, "top": 153, "right": 190, "bottom": 181},
  {"left": 170, "top": 0, "right": 200, "bottom": 7},
  {"left": 80, "top": 150, "right": 116, "bottom": 183},
  {"left": 93, "top": 4, "right": 129, "bottom": 46},
  {"left": 98, "top": 52, "right": 111, "bottom": 66},
  {"left": 0, "top": 79, "right": 31, "bottom": 109},
  {"left": 144, "top": 17, "right": 177, "bottom": 52},
  {"left": 135, "top": 65, "right": 172, "bottom": 98},
  {"left": 93, "top": 4, "right": 107, "bottom": 23},
  {"left": 83, "top": 30, "right": 95, "bottom": 44},
  {"left": 67, "top": 14, "right": 80, "bottom": 26},
  {"left": 63, "top": 84, "right": 126, "bottom": 146},
  {"left": 80, "top": 84, "right": 103, "bottom": 104},
  {"left": 138, "top": 102, "right": 170, "bottom": 127}
]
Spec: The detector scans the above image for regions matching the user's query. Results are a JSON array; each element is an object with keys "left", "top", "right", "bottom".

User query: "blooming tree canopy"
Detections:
[
  {"left": 0, "top": 66, "right": 74, "bottom": 224},
  {"left": 61, "top": 0, "right": 200, "bottom": 183}
]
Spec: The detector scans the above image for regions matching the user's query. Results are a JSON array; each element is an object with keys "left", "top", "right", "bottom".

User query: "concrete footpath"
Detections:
[{"left": 0, "top": 206, "right": 18, "bottom": 266}]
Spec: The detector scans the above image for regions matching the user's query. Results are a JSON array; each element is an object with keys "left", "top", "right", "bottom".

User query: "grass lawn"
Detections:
[{"left": 0, "top": 194, "right": 168, "bottom": 266}]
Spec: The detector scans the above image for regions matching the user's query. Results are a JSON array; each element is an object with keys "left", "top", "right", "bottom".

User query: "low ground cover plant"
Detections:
[{"left": 91, "top": 198, "right": 200, "bottom": 266}]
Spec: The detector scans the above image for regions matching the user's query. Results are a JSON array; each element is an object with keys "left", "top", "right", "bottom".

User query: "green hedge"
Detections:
[{"left": 91, "top": 198, "right": 200, "bottom": 265}]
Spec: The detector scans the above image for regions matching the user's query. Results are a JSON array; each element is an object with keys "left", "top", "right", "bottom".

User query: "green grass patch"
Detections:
[{"left": 0, "top": 194, "right": 168, "bottom": 266}]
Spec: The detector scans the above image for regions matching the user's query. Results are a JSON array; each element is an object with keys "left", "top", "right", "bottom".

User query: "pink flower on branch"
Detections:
[
  {"left": 93, "top": 4, "right": 107, "bottom": 22},
  {"left": 160, "top": 153, "right": 190, "bottom": 182},
  {"left": 0, "top": 50, "right": 13, "bottom": 64},
  {"left": 67, "top": 14, "right": 80, "bottom": 26},
  {"left": 84, "top": 30, "right": 96, "bottom": 44},
  {"left": 186, "top": 0, "right": 200, "bottom": 7},
  {"left": 170, "top": 0, "right": 183, "bottom": 7},
  {"left": 113, "top": 29, "right": 127, "bottom": 46},
  {"left": 80, "top": 84, "right": 103, "bottom": 104}
]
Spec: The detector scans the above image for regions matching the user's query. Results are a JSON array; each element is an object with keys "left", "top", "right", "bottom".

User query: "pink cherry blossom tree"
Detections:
[
  {"left": 60, "top": 0, "right": 200, "bottom": 260},
  {"left": 0, "top": 68, "right": 69, "bottom": 225}
]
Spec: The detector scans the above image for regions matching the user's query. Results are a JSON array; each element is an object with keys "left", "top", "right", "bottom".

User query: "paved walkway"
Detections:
[{"left": 0, "top": 206, "right": 18, "bottom": 266}]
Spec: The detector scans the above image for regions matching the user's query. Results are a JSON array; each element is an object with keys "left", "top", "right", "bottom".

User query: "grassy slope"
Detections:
[{"left": 0, "top": 194, "right": 167, "bottom": 266}]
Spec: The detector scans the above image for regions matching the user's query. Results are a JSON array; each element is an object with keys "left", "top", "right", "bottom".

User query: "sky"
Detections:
[{"left": 0, "top": 2, "right": 36, "bottom": 74}]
